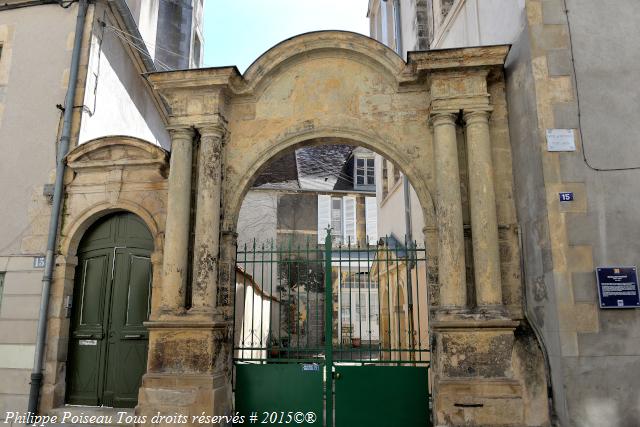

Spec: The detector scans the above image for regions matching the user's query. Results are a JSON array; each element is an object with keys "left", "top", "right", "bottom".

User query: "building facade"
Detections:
[
  {"left": 0, "top": 0, "right": 202, "bottom": 417},
  {"left": 369, "top": 1, "right": 640, "bottom": 425},
  {"left": 0, "top": 23, "right": 539, "bottom": 423}
]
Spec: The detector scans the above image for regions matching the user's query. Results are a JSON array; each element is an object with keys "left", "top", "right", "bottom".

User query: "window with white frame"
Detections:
[
  {"left": 355, "top": 157, "right": 375, "bottom": 189},
  {"left": 318, "top": 196, "right": 357, "bottom": 244},
  {"left": 318, "top": 195, "right": 377, "bottom": 245},
  {"left": 331, "top": 197, "right": 344, "bottom": 239}
]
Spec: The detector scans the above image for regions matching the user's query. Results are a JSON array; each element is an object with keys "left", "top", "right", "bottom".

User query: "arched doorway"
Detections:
[
  {"left": 66, "top": 212, "right": 153, "bottom": 408},
  {"left": 231, "top": 142, "right": 432, "bottom": 426}
]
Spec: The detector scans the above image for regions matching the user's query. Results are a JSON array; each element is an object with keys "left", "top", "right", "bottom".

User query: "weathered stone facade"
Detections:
[{"left": 41, "top": 31, "right": 550, "bottom": 426}]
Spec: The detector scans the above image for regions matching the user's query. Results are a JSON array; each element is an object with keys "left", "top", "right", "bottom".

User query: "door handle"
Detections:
[
  {"left": 124, "top": 334, "right": 143, "bottom": 339},
  {"left": 75, "top": 334, "right": 92, "bottom": 339}
]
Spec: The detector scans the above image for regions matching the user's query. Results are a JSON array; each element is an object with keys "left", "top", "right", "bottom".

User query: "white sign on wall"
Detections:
[{"left": 546, "top": 129, "right": 576, "bottom": 152}]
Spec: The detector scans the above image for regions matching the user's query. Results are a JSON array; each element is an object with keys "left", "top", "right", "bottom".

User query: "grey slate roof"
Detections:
[{"left": 252, "top": 145, "right": 357, "bottom": 192}]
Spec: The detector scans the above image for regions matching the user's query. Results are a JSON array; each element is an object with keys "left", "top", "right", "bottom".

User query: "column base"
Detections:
[
  {"left": 430, "top": 316, "right": 539, "bottom": 426},
  {"left": 138, "top": 320, "right": 233, "bottom": 426},
  {"left": 144, "top": 320, "right": 232, "bottom": 374},
  {"left": 136, "top": 373, "right": 232, "bottom": 427},
  {"left": 435, "top": 378, "right": 524, "bottom": 426}
]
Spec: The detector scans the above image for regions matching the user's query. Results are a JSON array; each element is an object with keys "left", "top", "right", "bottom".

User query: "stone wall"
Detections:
[{"left": 506, "top": 0, "right": 640, "bottom": 425}]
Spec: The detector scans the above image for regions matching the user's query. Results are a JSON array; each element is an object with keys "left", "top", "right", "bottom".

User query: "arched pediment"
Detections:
[
  {"left": 241, "top": 31, "right": 410, "bottom": 94},
  {"left": 66, "top": 136, "right": 168, "bottom": 171}
]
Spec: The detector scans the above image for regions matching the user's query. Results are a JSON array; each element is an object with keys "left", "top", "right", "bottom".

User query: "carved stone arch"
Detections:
[
  {"left": 241, "top": 30, "right": 411, "bottom": 95},
  {"left": 60, "top": 202, "right": 162, "bottom": 259},
  {"left": 223, "top": 124, "right": 436, "bottom": 234},
  {"left": 66, "top": 135, "right": 168, "bottom": 171}
]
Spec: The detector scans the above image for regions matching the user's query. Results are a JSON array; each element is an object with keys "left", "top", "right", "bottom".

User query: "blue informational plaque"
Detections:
[{"left": 596, "top": 267, "right": 640, "bottom": 309}]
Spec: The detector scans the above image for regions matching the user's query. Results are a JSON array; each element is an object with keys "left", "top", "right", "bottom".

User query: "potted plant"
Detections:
[{"left": 269, "top": 337, "right": 281, "bottom": 358}]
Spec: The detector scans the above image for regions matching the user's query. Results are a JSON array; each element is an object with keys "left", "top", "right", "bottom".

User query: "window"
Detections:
[
  {"left": 331, "top": 197, "right": 343, "bottom": 238},
  {"left": 355, "top": 157, "right": 375, "bottom": 188},
  {"left": 318, "top": 196, "right": 357, "bottom": 244},
  {"left": 365, "top": 197, "right": 378, "bottom": 244}
]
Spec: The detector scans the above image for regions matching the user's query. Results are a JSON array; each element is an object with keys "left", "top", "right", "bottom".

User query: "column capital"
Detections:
[
  {"left": 197, "top": 123, "right": 227, "bottom": 141},
  {"left": 462, "top": 108, "right": 493, "bottom": 124},
  {"left": 429, "top": 110, "right": 459, "bottom": 127},
  {"left": 167, "top": 125, "right": 195, "bottom": 140}
]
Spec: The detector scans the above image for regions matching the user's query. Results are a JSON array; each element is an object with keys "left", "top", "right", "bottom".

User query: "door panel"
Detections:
[
  {"left": 125, "top": 255, "right": 152, "bottom": 327},
  {"left": 335, "top": 366, "right": 430, "bottom": 427},
  {"left": 66, "top": 212, "right": 153, "bottom": 408},
  {"left": 67, "top": 252, "right": 111, "bottom": 405},
  {"left": 104, "top": 248, "right": 151, "bottom": 408}
]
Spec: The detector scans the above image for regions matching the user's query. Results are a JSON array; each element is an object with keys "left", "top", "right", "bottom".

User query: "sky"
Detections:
[{"left": 203, "top": 0, "right": 370, "bottom": 72}]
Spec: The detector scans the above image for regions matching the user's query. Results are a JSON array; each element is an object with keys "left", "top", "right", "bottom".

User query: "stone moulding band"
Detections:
[{"left": 144, "top": 320, "right": 232, "bottom": 329}]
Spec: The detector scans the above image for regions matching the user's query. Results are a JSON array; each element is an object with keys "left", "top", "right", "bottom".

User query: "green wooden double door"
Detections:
[{"left": 66, "top": 212, "right": 153, "bottom": 408}]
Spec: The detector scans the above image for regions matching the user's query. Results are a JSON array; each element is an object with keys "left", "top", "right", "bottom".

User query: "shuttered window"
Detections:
[
  {"left": 365, "top": 197, "right": 378, "bottom": 245},
  {"left": 343, "top": 197, "right": 356, "bottom": 245},
  {"left": 317, "top": 196, "right": 359, "bottom": 245},
  {"left": 331, "top": 198, "right": 343, "bottom": 242},
  {"left": 318, "top": 195, "right": 331, "bottom": 243}
]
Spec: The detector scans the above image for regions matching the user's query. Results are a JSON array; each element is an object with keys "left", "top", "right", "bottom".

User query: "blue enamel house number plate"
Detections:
[
  {"left": 596, "top": 267, "right": 640, "bottom": 308},
  {"left": 559, "top": 192, "right": 574, "bottom": 202}
]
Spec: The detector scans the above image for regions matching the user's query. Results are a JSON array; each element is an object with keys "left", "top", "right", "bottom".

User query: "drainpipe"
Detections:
[{"left": 28, "top": 0, "right": 88, "bottom": 414}]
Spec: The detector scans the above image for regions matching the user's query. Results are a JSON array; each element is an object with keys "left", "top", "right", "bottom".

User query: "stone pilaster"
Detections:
[
  {"left": 464, "top": 109, "right": 503, "bottom": 309},
  {"left": 432, "top": 111, "right": 467, "bottom": 309},
  {"left": 190, "top": 122, "right": 226, "bottom": 317},
  {"left": 217, "top": 230, "right": 238, "bottom": 320},
  {"left": 160, "top": 127, "right": 194, "bottom": 316}
]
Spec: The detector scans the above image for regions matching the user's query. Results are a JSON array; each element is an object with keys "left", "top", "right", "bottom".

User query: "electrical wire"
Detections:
[
  {"left": 562, "top": 0, "right": 640, "bottom": 172},
  {"left": 103, "top": 22, "right": 193, "bottom": 64},
  {"left": 109, "top": 29, "right": 173, "bottom": 72}
]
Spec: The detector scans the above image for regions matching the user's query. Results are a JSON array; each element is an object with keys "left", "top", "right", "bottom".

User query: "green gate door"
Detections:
[
  {"left": 66, "top": 212, "right": 153, "bottom": 408},
  {"left": 234, "top": 230, "right": 431, "bottom": 426}
]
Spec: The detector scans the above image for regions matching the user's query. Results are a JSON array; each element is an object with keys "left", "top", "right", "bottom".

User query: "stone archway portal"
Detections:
[{"left": 139, "top": 32, "right": 539, "bottom": 427}]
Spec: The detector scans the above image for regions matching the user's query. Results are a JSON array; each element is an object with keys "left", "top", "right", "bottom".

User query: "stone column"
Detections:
[
  {"left": 356, "top": 194, "right": 367, "bottom": 247},
  {"left": 464, "top": 109, "right": 502, "bottom": 307},
  {"left": 432, "top": 111, "right": 466, "bottom": 309},
  {"left": 160, "top": 127, "right": 194, "bottom": 315},
  {"left": 191, "top": 124, "right": 226, "bottom": 315}
]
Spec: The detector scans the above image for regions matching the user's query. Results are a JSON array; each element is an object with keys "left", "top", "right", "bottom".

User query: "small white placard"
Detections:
[
  {"left": 79, "top": 339, "right": 97, "bottom": 346},
  {"left": 546, "top": 129, "right": 576, "bottom": 152}
]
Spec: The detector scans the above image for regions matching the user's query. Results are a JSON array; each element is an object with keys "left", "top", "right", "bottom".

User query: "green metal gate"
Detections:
[{"left": 233, "top": 230, "right": 431, "bottom": 426}]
